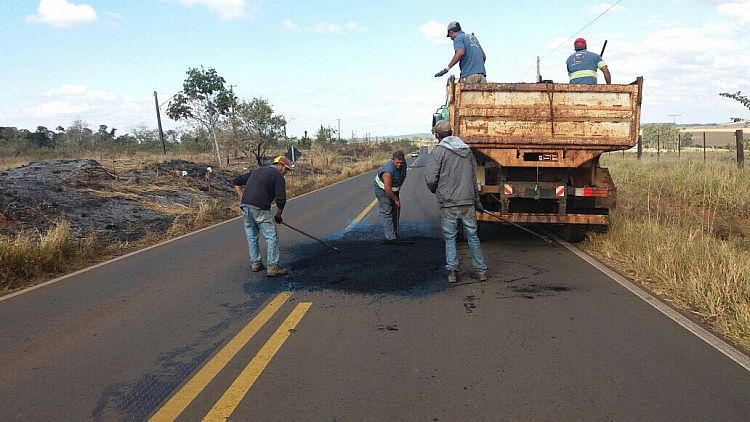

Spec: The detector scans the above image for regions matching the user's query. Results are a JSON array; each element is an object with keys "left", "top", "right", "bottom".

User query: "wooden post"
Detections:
[
  {"left": 657, "top": 134, "right": 660, "bottom": 161},
  {"left": 637, "top": 135, "right": 642, "bottom": 160},
  {"left": 677, "top": 133, "right": 681, "bottom": 158},
  {"left": 153, "top": 91, "right": 167, "bottom": 156},
  {"left": 703, "top": 132, "right": 706, "bottom": 163},
  {"left": 737, "top": 130, "right": 745, "bottom": 169}
]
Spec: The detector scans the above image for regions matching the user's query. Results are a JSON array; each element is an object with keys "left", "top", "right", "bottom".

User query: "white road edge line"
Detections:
[
  {"left": 1, "top": 169, "right": 378, "bottom": 303},
  {"left": 557, "top": 237, "right": 750, "bottom": 372}
]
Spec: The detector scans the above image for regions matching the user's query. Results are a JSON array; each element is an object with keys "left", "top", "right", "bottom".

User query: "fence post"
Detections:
[
  {"left": 637, "top": 135, "right": 642, "bottom": 160},
  {"left": 703, "top": 132, "right": 706, "bottom": 163},
  {"left": 657, "top": 134, "right": 660, "bottom": 161},
  {"left": 677, "top": 133, "right": 681, "bottom": 158},
  {"left": 737, "top": 130, "right": 745, "bottom": 169}
]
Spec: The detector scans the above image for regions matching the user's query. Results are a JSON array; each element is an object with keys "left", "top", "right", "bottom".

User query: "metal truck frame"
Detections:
[{"left": 435, "top": 76, "right": 643, "bottom": 242}]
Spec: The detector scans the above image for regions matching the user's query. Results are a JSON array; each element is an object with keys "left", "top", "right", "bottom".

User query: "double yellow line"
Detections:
[{"left": 150, "top": 292, "right": 311, "bottom": 421}]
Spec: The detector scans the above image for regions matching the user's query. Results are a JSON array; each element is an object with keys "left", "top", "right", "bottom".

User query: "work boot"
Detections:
[
  {"left": 447, "top": 271, "right": 458, "bottom": 284},
  {"left": 477, "top": 271, "right": 488, "bottom": 282},
  {"left": 251, "top": 262, "right": 265, "bottom": 272},
  {"left": 266, "top": 267, "right": 288, "bottom": 277}
]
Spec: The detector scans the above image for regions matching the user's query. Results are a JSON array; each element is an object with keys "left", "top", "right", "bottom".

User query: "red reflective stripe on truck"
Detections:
[{"left": 574, "top": 187, "right": 609, "bottom": 197}]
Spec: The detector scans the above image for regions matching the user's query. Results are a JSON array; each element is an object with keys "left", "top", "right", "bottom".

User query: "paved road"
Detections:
[{"left": 1, "top": 157, "right": 748, "bottom": 421}]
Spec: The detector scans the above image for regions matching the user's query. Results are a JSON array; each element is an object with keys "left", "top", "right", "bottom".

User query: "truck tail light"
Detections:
[{"left": 574, "top": 187, "right": 609, "bottom": 197}]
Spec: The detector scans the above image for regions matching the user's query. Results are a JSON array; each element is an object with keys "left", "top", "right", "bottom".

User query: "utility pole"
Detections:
[
  {"left": 536, "top": 56, "right": 541, "bottom": 83},
  {"left": 154, "top": 91, "right": 166, "bottom": 155}
]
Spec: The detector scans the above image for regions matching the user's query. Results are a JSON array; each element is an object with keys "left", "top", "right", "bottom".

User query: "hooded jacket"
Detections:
[{"left": 424, "top": 136, "right": 481, "bottom": 209}]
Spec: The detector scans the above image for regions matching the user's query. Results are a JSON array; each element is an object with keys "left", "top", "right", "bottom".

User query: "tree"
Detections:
[
  {"left": 166, "top": 66, "right": 236, "bottom": 166},
  {"left": 61, "top": 119, "right": 94, "bottom": 153},
  {"left": 641, "top": 123, "right": 691, "bottom": 149},
  {"left": 31, "top": 126, "right": 55, "bottom": 149},
  {"left": 232, "top": 98, "right": 287, "bottom": 165},
  {"left": 719, "top": 91, "right": 750, "bottom": 122},
  {"left": 314, "top": 125, "right": 336, "bottom": 148}
]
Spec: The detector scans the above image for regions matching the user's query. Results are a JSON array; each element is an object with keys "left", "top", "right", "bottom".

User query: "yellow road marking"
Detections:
[
  {"left": 203, "top": 302, "right": 312, "bottom": 421},
  {"left": 149, "top": 292, "right": 292, "bottom": 422},
  {"left": 346, "top": 198, "right": 378, "bottom": 230}
]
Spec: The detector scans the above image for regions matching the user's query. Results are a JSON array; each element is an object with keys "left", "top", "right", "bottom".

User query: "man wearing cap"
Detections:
[
  {"left": 424, "top": 120, "right": 488, "bottom": 284},
  {"left": 231, "top": 155, "right": 292, "bottom": 277},
  {"left": 374, "top": 151, "right": 408, "bottom": 243},
  {"left": 566, "top": 38, "right": 611, "bottom": 84},
  {"left": 434, "top": 21, "right": 487, "bottom": 83}
]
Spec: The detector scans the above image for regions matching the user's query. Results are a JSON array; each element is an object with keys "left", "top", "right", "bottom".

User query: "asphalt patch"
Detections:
[{"left": 244, "top": 237, "right": 449, "bottom": 296}]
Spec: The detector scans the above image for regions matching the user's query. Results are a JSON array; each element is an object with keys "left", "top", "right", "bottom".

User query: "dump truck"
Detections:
[{"left": 433, "top": 76, "right": 643, "bottom": 242}]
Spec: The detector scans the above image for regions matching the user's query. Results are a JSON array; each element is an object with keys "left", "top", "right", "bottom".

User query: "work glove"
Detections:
[
  {"left": 274, "top": 215, "right": 283, "bottom": 224},
  {"left": 475, "top": 202, "right": 485, "bottom": 213},
  {"left": 434, "top": 68, "right": 449, "bottom": 77}
]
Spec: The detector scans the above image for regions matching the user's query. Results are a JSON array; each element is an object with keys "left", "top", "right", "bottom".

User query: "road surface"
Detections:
[{"left": 1, "top": 156, "right": 748, "bottom": 421}]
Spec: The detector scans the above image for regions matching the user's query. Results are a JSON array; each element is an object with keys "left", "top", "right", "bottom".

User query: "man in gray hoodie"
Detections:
[{"left": 424, "top": 120, "right": 488, "bottom": 284}]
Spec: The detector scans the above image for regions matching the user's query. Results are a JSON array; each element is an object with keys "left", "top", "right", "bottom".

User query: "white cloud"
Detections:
[
  {"left": 717, "top": 1, "right": 750, "bottom": 24},
  {"left": 25, "top": 0, "right": 96, "bottom": 28},
  {"left": 345, "top": 21, "right": 367, "bottom": 32},
  {"left": 312, "top": 23, "right": 342, "bottom": 33},
  {"left": 310, "top": 21, "right": 366, "bottom": 34},
  {"left": 43, "top": 84, "right": 116, "bottom": 101},
  {"left": 1, "top": 84, "right": 157, "bottom": 133},
  {"left": 281, "top": 18, "right": 299, "bottom": 31},
  {"left": 589, "top": 2, "right": 626, "bottom": 15},
  {"left": 178, "top": 0, "right": 251, "bottom": 21},
  {"left": 597, "top": 21, "right": 750, "bottom": 122},
  {"left": 420, "top": 20, "right": 450, "bottom": 44},
  {"left": 26, "top": 100, "right": 93, "bottom": 116}
]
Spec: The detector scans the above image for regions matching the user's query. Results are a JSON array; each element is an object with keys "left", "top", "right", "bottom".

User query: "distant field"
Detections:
[{"left": 681, "top": 127, "right": 748, "bottom": 148}]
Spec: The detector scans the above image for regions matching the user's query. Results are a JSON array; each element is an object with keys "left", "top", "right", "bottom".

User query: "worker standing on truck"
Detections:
[
  {"left": 434, "top": 21, "right": 487, "bottom": 83},
  {"left": 424, "top": 120, "right": 488, "bottom": 284},
  {"left": 232, "top": 156, "right": 292, "bottom": 277},
  {"left": 566, "top": 38, "right": 611, "bottom": 84},
  {"left": 374, "top": 151, "right": 408, "bottom": 243}
]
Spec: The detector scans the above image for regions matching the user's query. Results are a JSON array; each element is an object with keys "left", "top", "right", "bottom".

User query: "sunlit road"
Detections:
[{"left": 1, "top": 156, "right": 748, "bottom": 421}]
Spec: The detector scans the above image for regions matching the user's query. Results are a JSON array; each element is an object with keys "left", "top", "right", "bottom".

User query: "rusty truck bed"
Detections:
[{"left": 448, "top": 78, "right": 643, "bottom": 168}]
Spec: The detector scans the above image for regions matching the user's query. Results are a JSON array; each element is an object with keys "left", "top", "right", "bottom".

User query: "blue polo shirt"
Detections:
[
  {"left": 374, "top": 160, "right": 407, "bottom": 192},
  {"left": 566, "top": 49, "right": 606, "bottom": 84},
  {"left": 453, "top": 31, "right": 486, "bottom": 79}
]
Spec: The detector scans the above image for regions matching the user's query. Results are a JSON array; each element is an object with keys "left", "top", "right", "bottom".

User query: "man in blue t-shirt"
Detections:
[
  {"left": 434, "top": 21, "right": 487, "bottom": 83},
  {"left": 566, "top": 38, "right": 611, "bottom": 84},
  {"left": 373, "top": 151, "right": 408, "bottom": 242}
]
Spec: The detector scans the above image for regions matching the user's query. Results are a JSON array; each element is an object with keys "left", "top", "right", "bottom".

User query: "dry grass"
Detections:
[
  {"left": 582, "top": 152, "right": 750, "bottom": 350},
  {"left": 1, "top": 149, "right": 393, "bottom": 293},
  {"left": 0, "top": 220, "right": 106, "bottom": 290}
]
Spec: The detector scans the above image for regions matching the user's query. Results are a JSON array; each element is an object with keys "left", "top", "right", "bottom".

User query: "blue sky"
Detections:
[{"left": 1, "top": 0, "right": 749, "bottom": 137}]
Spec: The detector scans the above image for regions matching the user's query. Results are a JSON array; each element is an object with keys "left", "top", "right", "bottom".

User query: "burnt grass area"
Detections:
[{"left": 0, "top": 159, "right": 235, "bottom": 242}]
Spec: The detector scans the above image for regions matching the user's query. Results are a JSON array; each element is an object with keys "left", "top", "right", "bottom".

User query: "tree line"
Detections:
[{"left": 1, "top": 66, "right": 381, "bottom": 163}]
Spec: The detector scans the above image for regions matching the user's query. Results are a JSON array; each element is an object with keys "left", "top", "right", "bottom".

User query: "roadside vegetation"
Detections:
[
  {"left": 0, "top": 142, "right": 413, "bottom": 293},
  {"left": 582, "top": 151, "right": 750, "bottom": 350}
]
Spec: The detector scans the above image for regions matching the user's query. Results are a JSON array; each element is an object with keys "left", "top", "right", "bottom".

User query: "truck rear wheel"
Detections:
[{"left": 558, "top": 224, "right": 587, "bottom": 243}]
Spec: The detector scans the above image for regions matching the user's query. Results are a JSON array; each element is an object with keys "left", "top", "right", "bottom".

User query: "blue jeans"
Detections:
[
  {"left": 375, "top": 188, "right": 400, "bottom": 240},
  {"left": 240, "top": 205, "right": 280, "bottom": 268},
  {"left": 440, "top": 205, "right": 487, "bottom": 272}
]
